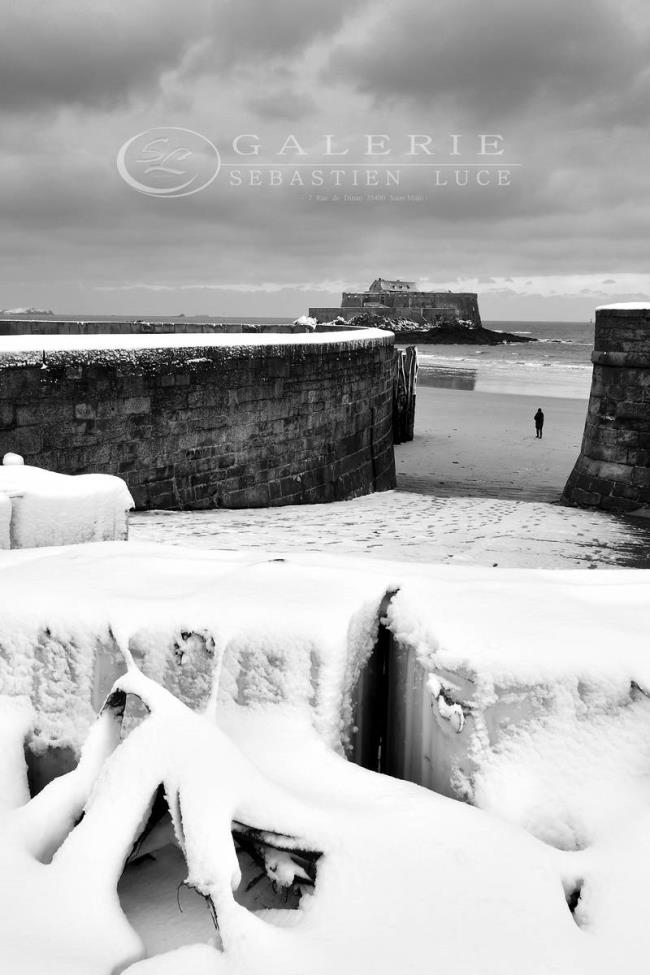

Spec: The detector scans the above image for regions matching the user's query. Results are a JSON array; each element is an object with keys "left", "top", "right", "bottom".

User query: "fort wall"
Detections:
[{"left": 310, "top": 292, "right": 481, "bottom": 326}]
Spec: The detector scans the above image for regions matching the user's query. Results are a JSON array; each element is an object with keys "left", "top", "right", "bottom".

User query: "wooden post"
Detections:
[{"left": 392, "top": 346, "right": 418, "bottom": 444}]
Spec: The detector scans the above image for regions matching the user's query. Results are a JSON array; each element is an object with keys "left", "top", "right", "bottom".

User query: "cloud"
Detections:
[
  {"left": 2, "top": 0, "right": 650, "bottom": 319},
  {"left": 182, "top": 0, "right": 365, "bottom": 75},
  {"left": 246, "top": 88, "right": 317, "bottom": 121},
  {"left": 0, "top": 1, "right": 365, "bottom": 114},
  {"left": 0, "top": 1, "right": 205, "bottom": 111},
  {"left": 326, "top": 0, "right": 650, "bottom": 120}
]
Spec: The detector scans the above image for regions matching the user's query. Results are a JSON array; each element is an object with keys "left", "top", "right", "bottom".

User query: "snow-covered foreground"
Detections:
[
  {"left": 0, "top": 670, "right": 587, "bottom": 975},
  {"left": 1, "top": 665, "right": 649, "bottom": 974},
  {"left": 1, "top": 542, "right": 650, "bottom": 972},
  {"left": 0, "top": 462, "right": 133, "bottom": 548}
]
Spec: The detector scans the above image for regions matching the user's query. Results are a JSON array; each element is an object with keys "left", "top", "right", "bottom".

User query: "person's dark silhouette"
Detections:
[{"left": 534, "top": 408, "right": 544, "bottom": 439}]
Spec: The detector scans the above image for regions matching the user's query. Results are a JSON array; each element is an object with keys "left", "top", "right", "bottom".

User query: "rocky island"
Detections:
[{"left": 309, "top": 278, "right": 534, "bottom": 345}]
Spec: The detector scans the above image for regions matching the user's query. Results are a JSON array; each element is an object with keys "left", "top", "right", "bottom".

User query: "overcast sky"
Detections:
[{"left": 2, "top": 0, "right": 650, "bottom": 320}]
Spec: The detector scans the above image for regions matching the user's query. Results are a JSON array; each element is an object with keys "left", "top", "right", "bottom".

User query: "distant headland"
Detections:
[
  {"left": 309, "top": 278, "right": 534, "bottom": 345},
  {"left": 0, "top": 306, "right": 54, "bottom": 316}
]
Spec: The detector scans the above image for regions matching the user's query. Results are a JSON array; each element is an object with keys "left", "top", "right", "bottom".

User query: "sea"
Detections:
[
  {"left": 415, "top": 321, "right": 594, "bottom": 401},
  {"left": 0, "top": 313, "right": 594, "bottom": 401}
]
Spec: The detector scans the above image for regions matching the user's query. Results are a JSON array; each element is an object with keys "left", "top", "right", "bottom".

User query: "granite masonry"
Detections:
[
  {"left": 563, "top": 304, "right": 650, "bottom": 513},
  {"left": 0, "top": 329, "right": 396, "bottom": 509}
]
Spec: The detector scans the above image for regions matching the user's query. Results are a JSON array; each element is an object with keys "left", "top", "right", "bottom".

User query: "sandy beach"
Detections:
[
  {"left": 396, "top": 385, "right": 586, "bottom": 503},
  {"left": 131, "top": 378, "right": 650, "bottom": 569}
]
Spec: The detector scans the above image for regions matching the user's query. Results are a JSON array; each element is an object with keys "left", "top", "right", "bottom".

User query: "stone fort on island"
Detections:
[{"left": 309, "top": 278, "right": 482, "bottom": 328}]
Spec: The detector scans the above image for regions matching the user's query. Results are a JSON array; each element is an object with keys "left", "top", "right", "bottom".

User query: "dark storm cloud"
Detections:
[
  {"left": 0, "top": 1, "right": 205, "bottom": 111},
  {"left": 3, "top": 0, "right": 650, "bottom": 317},
  {"left": 0, "top": 0, "right": 364, "bottom": 113},
  {"left": 326, "top": 0, "right": 649, "bottom": 120}
]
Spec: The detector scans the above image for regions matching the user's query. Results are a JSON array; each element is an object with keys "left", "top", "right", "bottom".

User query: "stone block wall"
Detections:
[
  {"left": 562, "top": 305, "right": 650, "bottom": 512},
  {"left": 0, "top": 333, "right": 396, "bottom": 509}
]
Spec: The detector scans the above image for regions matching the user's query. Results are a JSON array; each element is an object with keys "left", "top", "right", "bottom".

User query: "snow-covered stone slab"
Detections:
[
  {"left": 384, "top": 565, "right": 650, "bottom": 848},
  {"left": 0, "top": 460, "right": 134, "bottom": 548},
  {"left": 0, "top": 544, "right": 389, "bottom": 766}
]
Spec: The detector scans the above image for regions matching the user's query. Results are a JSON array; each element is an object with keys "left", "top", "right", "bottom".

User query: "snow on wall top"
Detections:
[
  {"left": 596, "top": 302, "right": 650, "bottom": 311},
  {"left": 0, "top": 328, "right": 389, "bottom": 355}
]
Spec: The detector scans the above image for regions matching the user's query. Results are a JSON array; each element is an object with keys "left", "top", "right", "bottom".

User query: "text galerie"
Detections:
[{"left": 226, "top": 134, "right": 514, "bottom": 187}]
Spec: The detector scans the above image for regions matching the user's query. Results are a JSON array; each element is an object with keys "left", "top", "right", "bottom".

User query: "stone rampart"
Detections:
[
  {"left": 563, "top": 304, "right": 650, "bottom": 512},
  {"left": 0, "top": 330, "right": 396, "bottom": 509}
]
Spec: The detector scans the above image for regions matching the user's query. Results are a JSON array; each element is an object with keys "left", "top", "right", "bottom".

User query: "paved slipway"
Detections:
[{"left": 130, "top": 390, "right": 650, "bottom": 568}]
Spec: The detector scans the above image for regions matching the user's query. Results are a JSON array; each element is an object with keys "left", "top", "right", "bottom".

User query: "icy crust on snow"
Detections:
[
  {"left": 0, "top": 465, "right": 133, "bottom": 548},
  {"left": 0, "top": 544, "right": 389, "bottom": 757}
]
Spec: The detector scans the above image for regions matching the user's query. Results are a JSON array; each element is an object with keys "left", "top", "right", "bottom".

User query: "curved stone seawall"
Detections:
[
  {"left": 0, "top": 330, "right": 396, "bottom": 509},
  {"left": 0, "top": 319, "right": 343, "bottom": 336},
  {"left": 563, "top": 304, "right": 650, "bottom": 512}
]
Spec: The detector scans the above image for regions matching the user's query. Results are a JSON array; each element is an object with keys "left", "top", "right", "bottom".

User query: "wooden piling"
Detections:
[{"left": 392, "top": 346, "right": 418, "bottom": 444}]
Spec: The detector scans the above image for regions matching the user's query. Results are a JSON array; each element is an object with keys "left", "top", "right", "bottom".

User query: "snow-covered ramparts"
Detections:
[{"left": 0, "top": 329, "right": 396, "bottom": 509}]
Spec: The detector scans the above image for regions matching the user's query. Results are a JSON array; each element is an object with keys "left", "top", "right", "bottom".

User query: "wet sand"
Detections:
[{"left": 397, "top": 385, "right": 587, "bottom": 503}]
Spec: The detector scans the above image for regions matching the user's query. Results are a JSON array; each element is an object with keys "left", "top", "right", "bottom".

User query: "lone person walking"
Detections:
[{"left": 534, "top": 408, "right": 544, "bottom": 439}]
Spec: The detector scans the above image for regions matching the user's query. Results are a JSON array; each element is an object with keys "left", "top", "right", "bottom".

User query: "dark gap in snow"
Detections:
[
  {"left": 121, "top": 693, "right": 152, "bottom": 736},
  {"left": 350, "top": 608, "right": 395, "bottom": 774},
  {"left": 232, "top": 820, "right": 321, "bottom": 908},
  {"left": 25, "top": 743, "right": 76, "bottom": 797},
  {"left": 564, "top": 878, "right": 584, "bottom": 924},
  {"left": 128, "top": 784, "right": 171, "bottom": 863}
]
